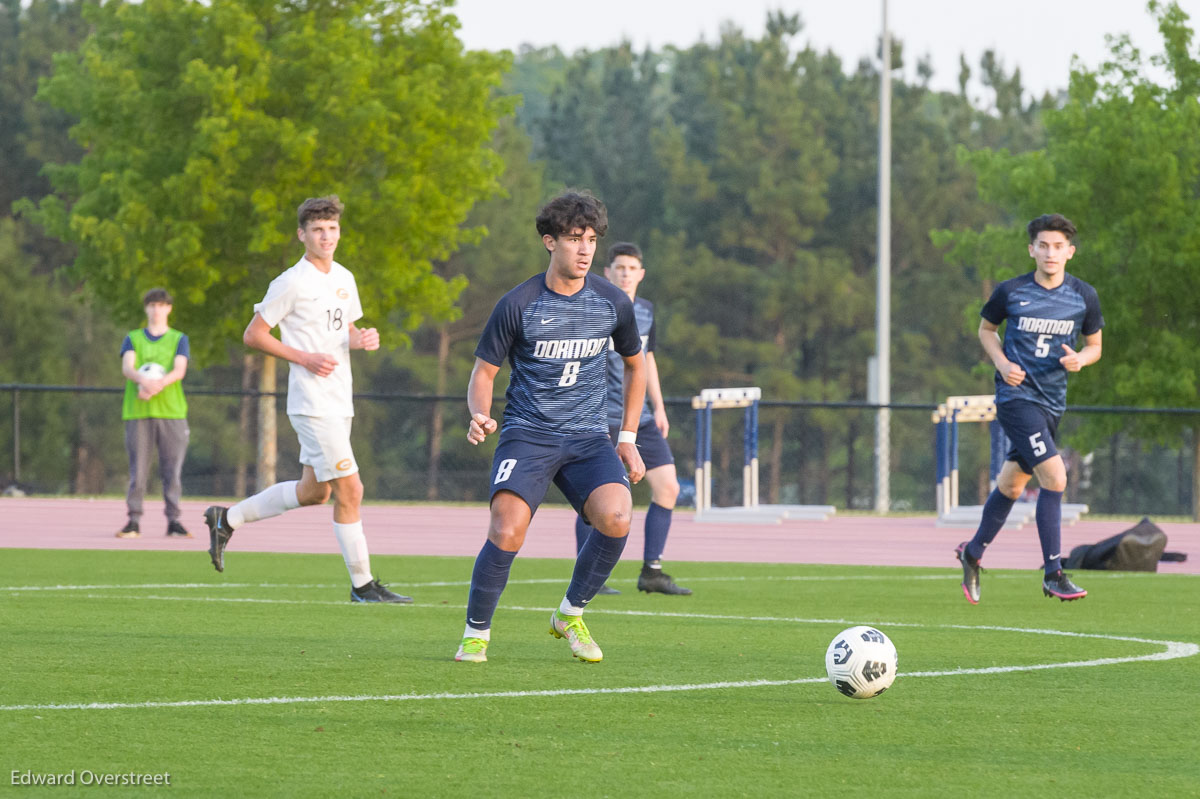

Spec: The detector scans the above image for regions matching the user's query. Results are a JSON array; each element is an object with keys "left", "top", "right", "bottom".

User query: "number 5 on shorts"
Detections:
[
  {"left": 1029, "top": 432, "right": 1047, "bottom": 457},
  {"left": 494, "top": 458, "right": 517, "bottom": 484}
]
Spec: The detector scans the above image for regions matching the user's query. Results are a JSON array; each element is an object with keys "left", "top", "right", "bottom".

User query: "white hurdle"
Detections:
[
  {"left": 933, "top": 394, "right": 1088, "bottom": 527},
  {"left": 692, "top": 387, "right": 834, "bottom": 524}
]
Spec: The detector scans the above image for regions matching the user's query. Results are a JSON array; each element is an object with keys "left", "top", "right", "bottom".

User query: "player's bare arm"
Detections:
[
  {"left": 243, "top": 313, "right": 338, "bottom": 377},
  {"left": 348, "top": 322, "right": 379, "bottom": 351},
  {"left": 467, "top": 357, "right": 500, "bottom": 445},
  {"left": 1060, "top": 331, "right": 1102, "bottom": 372},
  {"left": 122, "top": 350, "right": 157, "bottom": 400},
  {"left": 617, "top": 351, "right": 647, "bottom": 483},
  {"left": 978, "top": 319, "right": 1025, "bottom": 386},
  {"left": 141, "top": 354, "right": 188, "bottom": 400},
  {"left": 121, "top": 349, "right": 185, "bottom": 400},
  {"left": 645, "top": 350, "right": 670, "bottom": 437}
]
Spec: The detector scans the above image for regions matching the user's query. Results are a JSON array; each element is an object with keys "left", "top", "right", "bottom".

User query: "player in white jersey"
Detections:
[{"left": 203, "top": 195, "right": 410, "bottom": 603}]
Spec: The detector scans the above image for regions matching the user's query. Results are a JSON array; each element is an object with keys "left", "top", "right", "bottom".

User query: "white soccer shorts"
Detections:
[{"left": 288, "top": 414, "right": 358, "bottom": 483}]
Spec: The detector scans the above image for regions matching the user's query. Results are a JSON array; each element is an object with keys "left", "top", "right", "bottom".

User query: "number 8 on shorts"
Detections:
[{"left": 494, "top": 458, "right": 517, "bottom": 484}]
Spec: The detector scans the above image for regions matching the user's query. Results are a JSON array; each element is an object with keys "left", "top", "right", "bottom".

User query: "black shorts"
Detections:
[
  {"left": 490, "top": 427, "right": 631, "bottom": 517},
  {"left": 608, "top": 418, "right": 675, "bottom": 472},
  {"left": 996, "top": 399, "right": 1061, "bottom": 474}
]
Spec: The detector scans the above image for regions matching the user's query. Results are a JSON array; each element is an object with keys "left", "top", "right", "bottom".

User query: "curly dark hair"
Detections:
[
  {"left": 1027, "top": 213, "right": 1076, "bottom": 243},
  {"left": 535, "top": 190, "right": 608, "bottom": 239},
  {"left": 298, "top": 195, "right": 344, "bottom": 229}
]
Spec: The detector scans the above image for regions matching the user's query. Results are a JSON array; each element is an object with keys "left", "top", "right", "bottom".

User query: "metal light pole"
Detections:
[{"left": 874, "top": 0, "right": 892, "bottom": 513}]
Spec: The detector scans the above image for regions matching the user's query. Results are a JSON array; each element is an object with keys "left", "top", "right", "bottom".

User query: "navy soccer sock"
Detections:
[
  {"left": 1036, "top": 488, "right": 1064, "bottom": 575},
  {"left": 643, "top": 503, "right": 672, "bottom": 563},
  {"left": 967, "top": 488, "right": 1016, "bottom": 562},
  {"left": 565, "top": 529, "right": 628, "bottom": 607},
  {"left": 574, "top": 516, "right": 593, "bottom": 555},
  {"left": 464, "top": 539, "right": 517, "bottom": 631}
]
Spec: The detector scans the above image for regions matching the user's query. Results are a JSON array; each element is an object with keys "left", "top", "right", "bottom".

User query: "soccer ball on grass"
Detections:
[{"left": 825, "top": 625, "right": 898, "bottom": 699}]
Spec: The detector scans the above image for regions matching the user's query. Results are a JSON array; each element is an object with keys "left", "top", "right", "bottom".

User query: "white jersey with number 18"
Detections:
[{"left": 254, "top": 256, "right": 363, "bottom": 418}]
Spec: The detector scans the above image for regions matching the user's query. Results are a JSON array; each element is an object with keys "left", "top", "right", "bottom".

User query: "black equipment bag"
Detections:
[{"left": 1063, "top": 517, "right": 1168, "bottom": 572}]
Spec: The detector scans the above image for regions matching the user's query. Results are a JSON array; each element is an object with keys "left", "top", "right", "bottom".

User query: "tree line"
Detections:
[{"left": 3, "top": 0, "right": 1198, "bottom": 515}]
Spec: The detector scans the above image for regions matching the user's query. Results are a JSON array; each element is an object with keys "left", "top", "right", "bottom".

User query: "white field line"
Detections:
[
  {"left": 4, "top": 570, "right": 1193, "bottom": 594},
  {"left": 2, "top": 640, "right": 1195, "bottom": 713},
  {"left": 36, "top": 591, "right": 1200, "bottom": 657},
  {"left": 1, "top": 592, "right": 1196, "bottom": 713}
]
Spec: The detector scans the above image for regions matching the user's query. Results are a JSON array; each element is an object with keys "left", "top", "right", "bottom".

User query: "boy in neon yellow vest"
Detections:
[{"left": 116, "top": 288, "right": 191, "bottom": 538}]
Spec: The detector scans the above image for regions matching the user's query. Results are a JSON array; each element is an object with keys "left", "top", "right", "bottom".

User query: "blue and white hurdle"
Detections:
[
  {"left": 692, "top": 387, "right": 834, "bottom": 524},
  {"left": 933, "top": 394, "right": 1088, "bottom": 527}
]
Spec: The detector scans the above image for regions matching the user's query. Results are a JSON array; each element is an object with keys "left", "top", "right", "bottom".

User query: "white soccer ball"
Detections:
[
  {"left": 825, "top": 625, "right": 898, "bottom": 699},
  {"left": 137, "top": 362, "right": 166, "bottom": 379}
]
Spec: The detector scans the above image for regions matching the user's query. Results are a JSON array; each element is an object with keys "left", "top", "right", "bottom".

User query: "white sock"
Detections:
[
  {"left": 334, "top": 520, "right": 372, "bottom": 588},
  {"left": 558, "top": 597, "right": 584, "bottom": 617},
  {"left": 227, "top": 481, "right": 300, "bottom": 530},
  {"left": 463, "top": 625, "right": 491, "bottom": 640}
]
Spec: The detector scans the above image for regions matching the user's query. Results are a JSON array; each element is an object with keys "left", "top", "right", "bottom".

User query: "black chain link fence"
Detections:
[{"left": 3, "top": 384, "right": 1197, "bottom": 517}]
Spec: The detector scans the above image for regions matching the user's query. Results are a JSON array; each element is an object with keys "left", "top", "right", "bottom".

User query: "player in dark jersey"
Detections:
[
  {"left": 455, "top": 191, "right": 647, "bottom": 664},
  {"left": 574, "top": 242, "right": 691, "bottom": 596},
  {"left": 956, "top": 214, "right": 1103, "bottom": 604}
]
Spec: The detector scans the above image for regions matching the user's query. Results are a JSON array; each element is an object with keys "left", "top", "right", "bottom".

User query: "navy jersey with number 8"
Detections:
[{"left": 474, "top": 273, "right": 642, "bottom": 435}]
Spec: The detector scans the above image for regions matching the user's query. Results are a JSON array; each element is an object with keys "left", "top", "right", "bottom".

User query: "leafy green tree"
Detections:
[
  {"left": 535, "top": 42, "right": 671, "bottom": 247},
  {"left": 0, "top": 218, "right": 124, "bottom": 492},
  {"left": 507, "top": 14, "right": 1050, "bottom": 509},
  {"left": 17, "top": 0, "right": 514, "bottom": 486},
  {"left": 937, "top": 1, "right": 1200, "bottom": 513},
  {"left": 645, "top": 14, "right": 851, "bottom": 503},
  {"left": 368, "top": 116, "right": 550, "bottom": 500},
  {"left": 21, "top": 0, "right": 512, "bottom": 356},
  {"left": 505, "top": 45, "right": 569, "bottom": 154},
  {"left": 0, "top": 0, "right": 89, "bottom": 269}
]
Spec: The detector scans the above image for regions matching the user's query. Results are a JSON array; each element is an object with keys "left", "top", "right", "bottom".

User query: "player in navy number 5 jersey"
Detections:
[
  {"left": 956, "top": 214, "right": 1103, "bottom": 605},
  {"left": 454, "top": 191, "right": 647, "bottom": 664}
]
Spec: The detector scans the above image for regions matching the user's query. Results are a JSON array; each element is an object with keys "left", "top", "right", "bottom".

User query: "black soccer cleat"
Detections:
[
  {"left": 350, "top": 579, "right": 413, "bottom": 604},
  {"left": 638, "top": 563, "right": 692, "bottom": 595},
  {"left": 595, "top": 583, "right": 621, "bottom": 596},
  {"left": 115, "top": 520, "right": 141, "bottom": 539},
  {"left": 203, "top": 506, "right": 233, "bottom": 572},
  {"left": 166, "top": 520, "right": 192, "bottom": 538},
  {"left": 955, "top": 541, "right": 982, "bottom": 605},
  {"left": 1042, "top": 570, "right": 1087, "bottom": 601}
]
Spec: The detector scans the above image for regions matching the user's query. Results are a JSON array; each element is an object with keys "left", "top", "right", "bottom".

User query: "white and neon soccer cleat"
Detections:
[
  {"left": 549, "top": 610, "right": 603, "bottom": 662},
  {"left": 455, "top": 637, "right": 488, "bottom": 663}
]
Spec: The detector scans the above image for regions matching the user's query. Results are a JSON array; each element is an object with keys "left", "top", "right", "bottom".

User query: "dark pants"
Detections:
[{"left": 125, "top": 418, "right": 190, "bottom": 523}]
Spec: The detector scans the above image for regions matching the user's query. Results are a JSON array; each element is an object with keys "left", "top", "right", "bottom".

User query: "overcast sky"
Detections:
[{"left": 452, "top": 0, "right": 1199, "bottom": 101}]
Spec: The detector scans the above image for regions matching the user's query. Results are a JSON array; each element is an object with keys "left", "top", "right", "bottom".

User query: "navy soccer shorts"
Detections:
[
  {"left": 608, "top": 419, "right": 674, "bottom": 472},
  {"left": 489, "top": 427, "right": 631, "bottom": 517},
  {"left": 996, "top": 398, "right": 1062, "bottom": 474}
]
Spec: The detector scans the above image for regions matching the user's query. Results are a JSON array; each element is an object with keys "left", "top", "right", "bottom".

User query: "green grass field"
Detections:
[{"left": 3, "top": 549, "right": 1198, "bottom": 797}]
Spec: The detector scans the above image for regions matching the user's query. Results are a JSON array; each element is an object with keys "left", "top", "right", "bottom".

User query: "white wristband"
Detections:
[{"left": 617, "top": 430, "right": 637, "bottom": 445}]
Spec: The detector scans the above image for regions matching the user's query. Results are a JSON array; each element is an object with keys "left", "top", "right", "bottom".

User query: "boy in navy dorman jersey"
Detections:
[
  {"left": 956, "top": 213, "right": 1103, "bottom": 604},
  {"left": 455, "top": 191, "right": 647, "bottom": 664},
  {"left": 574, "top": 242, "right": 691, "bottom": 596}
]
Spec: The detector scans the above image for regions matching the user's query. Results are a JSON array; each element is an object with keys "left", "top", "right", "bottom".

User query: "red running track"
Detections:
[{"left": 1, "top": 497, "right": 1196, "bottom": 574}]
